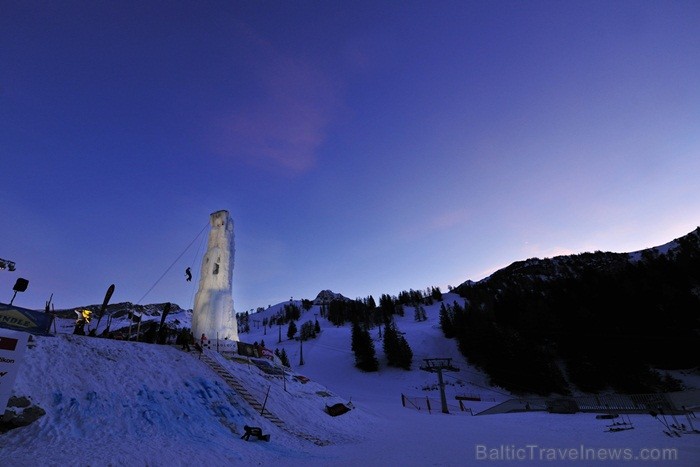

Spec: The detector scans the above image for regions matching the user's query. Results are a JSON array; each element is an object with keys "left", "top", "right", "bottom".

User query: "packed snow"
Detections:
[{"left": 2, "top": 293, "right": 699, "bottom": 465}]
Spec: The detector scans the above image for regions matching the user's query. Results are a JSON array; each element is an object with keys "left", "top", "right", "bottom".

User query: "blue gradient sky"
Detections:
[{"left": 2, "top": 1, "right": 699, "bottom": 312}]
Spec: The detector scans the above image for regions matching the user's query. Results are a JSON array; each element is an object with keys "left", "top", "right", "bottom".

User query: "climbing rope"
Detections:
[
  {"left": 136, "top": 222, "right": 209, "bottom": 305},
  {"left": 188, "top": 229, "right": 208, "bottom": 307}
]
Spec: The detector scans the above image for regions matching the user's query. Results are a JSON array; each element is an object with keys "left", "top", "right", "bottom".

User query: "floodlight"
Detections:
[{"left": 9, "top": 277, "right": 29, "bottom": 305}]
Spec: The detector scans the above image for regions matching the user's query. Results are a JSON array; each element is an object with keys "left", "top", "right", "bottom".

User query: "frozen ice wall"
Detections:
[{"left": 192, "top": 210, "right": 238, "bottom": 342}]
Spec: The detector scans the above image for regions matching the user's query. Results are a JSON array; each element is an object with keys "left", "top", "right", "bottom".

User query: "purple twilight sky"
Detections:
[{"left": 2, "top": 1, "right": 699, "bottom": 312}]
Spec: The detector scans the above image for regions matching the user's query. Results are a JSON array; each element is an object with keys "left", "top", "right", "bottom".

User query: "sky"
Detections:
[
  {"left": 2, "top": 0, "right": 699, "bottom": 312},
  {"left": 5, "top": 300, "right": 700, "bottom": 465}
]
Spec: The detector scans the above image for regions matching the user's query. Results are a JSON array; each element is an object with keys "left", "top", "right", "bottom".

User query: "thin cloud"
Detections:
[
  {"left": 429, "top": 209, "right": 471, "bottom": 231},
  {"left": 398, "top": 209, "right": 471, "bottom": 242},
  {"left": 213, "top": 25, "right": 339, "bottom": 174}
]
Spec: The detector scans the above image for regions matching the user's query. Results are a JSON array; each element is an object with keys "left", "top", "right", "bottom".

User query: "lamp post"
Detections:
[
  {"left": 9, "top": 278, "right": 29, "bottom": 306},
  {"left": 1, "top": 258, "right": 27, "bottom": 308},
  {"left": 299, "top": 337, "right": 304, "bottom": 366}
]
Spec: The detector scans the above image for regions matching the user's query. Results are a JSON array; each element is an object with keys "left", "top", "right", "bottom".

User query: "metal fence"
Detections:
[
  {"left": 401, "top": 393, "right": 471, "bottom": 414},
  {"left": 474, "top": 392, "right": 686, "bottom": 416}
]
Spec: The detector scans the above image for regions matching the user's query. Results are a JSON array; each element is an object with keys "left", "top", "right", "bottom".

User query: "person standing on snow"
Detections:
[{"left": 180, "top": 329, "right": 191, "bottom": 351}]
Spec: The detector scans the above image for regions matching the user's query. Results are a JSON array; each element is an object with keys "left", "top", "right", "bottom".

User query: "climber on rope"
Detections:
[{"left": 185, "top": 267, "right": 192, "bottom": 282}]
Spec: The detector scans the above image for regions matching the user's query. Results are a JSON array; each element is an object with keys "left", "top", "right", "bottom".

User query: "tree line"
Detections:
[{"left": 446, "top": 228, "right": 700, "bottom": 395}]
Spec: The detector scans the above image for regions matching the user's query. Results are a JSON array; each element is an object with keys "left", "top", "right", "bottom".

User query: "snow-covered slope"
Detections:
[{"left": 3, "top": 293, "right": 700, "bottom": 465}]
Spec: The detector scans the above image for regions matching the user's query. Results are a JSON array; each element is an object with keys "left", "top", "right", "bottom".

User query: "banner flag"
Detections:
[
  {"left": 0, "top": 302, "right": 53, "bottom": 335},
  {"left": 0, "top": 329, "right": 28, "bottom": 411}
]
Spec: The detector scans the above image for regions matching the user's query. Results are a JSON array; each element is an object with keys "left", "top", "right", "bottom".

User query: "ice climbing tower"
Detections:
[{"left": 192, "top": 210, "right": 238, "bottom": 342}]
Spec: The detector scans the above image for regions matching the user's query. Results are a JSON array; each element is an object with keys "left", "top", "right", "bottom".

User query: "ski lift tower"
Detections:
[{"left": 420, "top": 358, "right": 459, "bottom": 414}]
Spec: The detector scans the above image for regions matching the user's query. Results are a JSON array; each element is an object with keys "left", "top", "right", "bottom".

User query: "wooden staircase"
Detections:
[{"left": 198, "top": 351, "right": 330, "bottom": 446}]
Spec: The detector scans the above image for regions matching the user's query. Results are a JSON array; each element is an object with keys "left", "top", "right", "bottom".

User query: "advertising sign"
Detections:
[
  {"left": 237, "top": 341, "right": 259, "bottom": 358},
  {"left": 214, "top": 339, "right": 237, "bottom": 353},
  {"left": 0, "top": 329, "right": 29, "bottom": 411},
  {"left": 0, "top": 302, "right": 54, "bottom": 335}
]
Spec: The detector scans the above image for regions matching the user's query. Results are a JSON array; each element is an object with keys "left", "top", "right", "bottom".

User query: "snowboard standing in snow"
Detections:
[
  {"left": 91, "top": 284, "right": 115, "bottom": 335},
  {"left": 157, "top": 302, "right": 171, "bottom": 344}
]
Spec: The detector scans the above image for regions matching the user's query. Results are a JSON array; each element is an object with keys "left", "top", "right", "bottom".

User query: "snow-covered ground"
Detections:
[{"left": 3, "top": 293, "right": 699, "bottom": 465}]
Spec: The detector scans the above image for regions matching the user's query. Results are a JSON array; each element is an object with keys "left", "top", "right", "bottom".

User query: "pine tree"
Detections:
[
  {"left": 396, "top": 334, "right": 413, "bottom": 370},
  {"left": 383, "top": 322, "right": 399, "bottom": 366},
  {"left": 413, "top": 304, "right": 427, "bottom": 321},
  {"left": 300, "top": 321, "right": 315, "bottom": 340},
  {"left": 367, "top": 295, "right": 377, "bottom": 309},
  {"left": 351, "top": 320, "right": 361, "bottom": 353},
  {"left": 383, "top": 321, "right": 413, "bottom": 370},
  {"left": 379, "top": 294, "right": 394, "bottom": 321},
  {"left": 284, "top": 303, "right": 301, "bottom": 321},
  {"left": 314, "top": 319, "right": 321, "bottom": 334},
  {"left": 328, "top": 300, "right": 346, "bottom": 326},
  {"left": 286, "top": 321, "right": 297, "bottom": 340},
  {"left": 352, "top": 321, "right": 378, "bottom": 371},
  {"left": 439, "top": 303, "right": 454, "bottom": 337},
  {"left": 280, "top": 348, "right": 290, "bottom": 367}
]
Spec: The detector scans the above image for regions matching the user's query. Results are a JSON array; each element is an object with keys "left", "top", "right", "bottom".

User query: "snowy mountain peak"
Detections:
[{"left": 313, "top": 290, "right": 349, "bottom": 305}]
